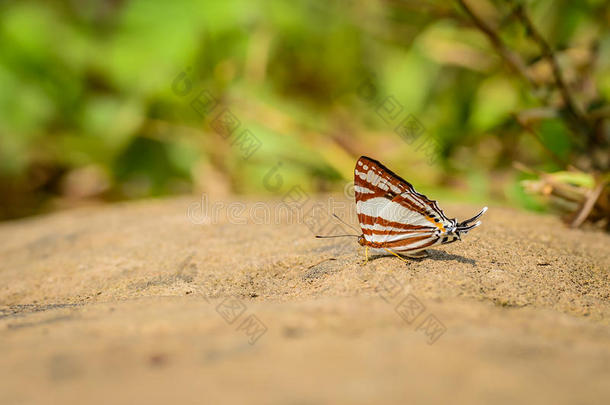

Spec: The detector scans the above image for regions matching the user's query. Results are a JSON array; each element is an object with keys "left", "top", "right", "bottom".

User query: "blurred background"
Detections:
[{"left": 0, "top": 0, "right": 608, "bottom": 227}]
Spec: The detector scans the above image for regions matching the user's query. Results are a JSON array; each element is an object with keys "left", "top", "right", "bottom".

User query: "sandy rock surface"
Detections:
[{"left": 1, "top": 196, "right": 609, "bottom": 405}]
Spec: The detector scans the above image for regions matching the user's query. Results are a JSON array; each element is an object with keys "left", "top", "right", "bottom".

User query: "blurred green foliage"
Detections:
[{"left": 0, "top": 0, "right": 609, "bottom": 219}]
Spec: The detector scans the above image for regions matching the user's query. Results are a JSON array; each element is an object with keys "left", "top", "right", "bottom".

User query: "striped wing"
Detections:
[
  {"left": 373, "top": 194, "right": 444, "bottom": 253},
  {"left": 354, "top": 156, "right": 454, "bottom": 252}
]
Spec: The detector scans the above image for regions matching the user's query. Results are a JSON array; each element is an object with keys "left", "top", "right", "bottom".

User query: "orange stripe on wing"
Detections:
[
  {"left": 359, "top": 214, "right": 434, "bottom": 231},
  {"left": 391, "top": 236, "right": 439, "bottom": 251},
  {"left": 365, "top": 234, "right": 435, "bottom": 249}
]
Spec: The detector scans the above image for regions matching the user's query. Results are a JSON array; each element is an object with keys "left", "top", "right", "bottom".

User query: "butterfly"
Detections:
[{"left": 321, "top": 156, "right": 487, "bottom": 262}]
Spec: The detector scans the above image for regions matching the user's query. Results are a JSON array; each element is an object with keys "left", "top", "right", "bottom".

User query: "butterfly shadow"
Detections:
[
  {"left": 426, "top": 249, "right": 476, "bottom": 265},
  {"left": 366, "top": 249, "right": 475, "bottom": 265}
]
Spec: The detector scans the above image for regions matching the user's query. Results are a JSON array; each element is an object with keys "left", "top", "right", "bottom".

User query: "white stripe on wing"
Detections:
[
  {"left": 356, "top": 197, "right": 391, "bottom": 217},
  {"left": 392, "top": 235, "right": 440, "bottom": 251},
  {"left": 375, "top": 200, "right": 431, "bottom": 228},
  {"left": 354, "top": 185, "right": 375, "bottom": 194},
  {"left": 366, "top": 232, "right": 434, "bottom": 243}
]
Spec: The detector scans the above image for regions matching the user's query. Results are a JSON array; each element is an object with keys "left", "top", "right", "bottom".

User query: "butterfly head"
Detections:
[{"left": 443, "top": 220, "right": 458, "bottom": 239}]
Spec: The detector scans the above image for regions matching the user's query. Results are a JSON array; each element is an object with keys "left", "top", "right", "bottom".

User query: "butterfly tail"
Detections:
[
  {"left": 457, "top": 221, "right": 482, "bottom": 234},
  {"left": 458, "top": 206, "right": 488, "bottom": 228}
]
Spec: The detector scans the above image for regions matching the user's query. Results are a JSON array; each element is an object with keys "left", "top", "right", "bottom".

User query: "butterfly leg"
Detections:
[{"left": 383, "top": 248, "right": 410, "bottom": 264}]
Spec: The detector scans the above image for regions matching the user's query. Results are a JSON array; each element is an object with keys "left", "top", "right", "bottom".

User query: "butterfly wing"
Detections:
[
  {"left": 354, "top": 156, "right": 454, "bottom": 252},
  {"left": 354, "top": 156, "right": 408, "bottom": 241},
  {"left": 374, "top": 194, "right": 447, "bottom": 253}
]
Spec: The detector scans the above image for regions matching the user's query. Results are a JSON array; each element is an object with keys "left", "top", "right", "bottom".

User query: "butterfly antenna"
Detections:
[
  {"left": 331, "top": 213, "right": 360, "bottom": 233},
  {"left": 315, "top": 213, "right": 360, "bottom": 238}
]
